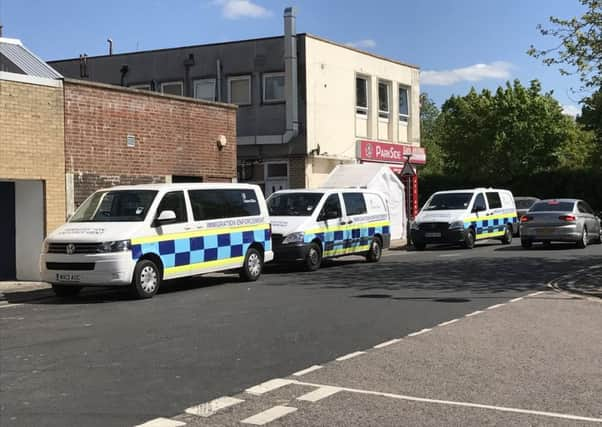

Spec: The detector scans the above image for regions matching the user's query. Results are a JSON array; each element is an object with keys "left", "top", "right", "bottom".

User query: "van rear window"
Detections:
[{"left": 189, "top": 189, "right": 260, "bottom": 221}]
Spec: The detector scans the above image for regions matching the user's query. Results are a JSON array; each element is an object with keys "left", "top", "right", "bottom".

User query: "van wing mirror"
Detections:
[{"left": 155, "top": 210, "right": 177, "bottom": 226}]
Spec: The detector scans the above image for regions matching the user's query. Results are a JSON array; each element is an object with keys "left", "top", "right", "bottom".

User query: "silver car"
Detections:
[{"left": 520, "top": 199, "right": 602, "bottom": 249}]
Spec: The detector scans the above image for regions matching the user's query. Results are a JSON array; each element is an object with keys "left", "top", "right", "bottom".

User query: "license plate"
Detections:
[
  {"left": 425, "top": 232, "right": 441, "bottom": 238},
  {"left": 537, "top": 228, "right": 554, "bottom": 236},
  {"left": 56, "top": 273, "right": 80, "bottom": 282}
]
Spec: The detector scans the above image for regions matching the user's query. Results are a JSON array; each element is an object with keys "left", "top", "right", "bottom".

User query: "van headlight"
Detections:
[
  {"left": 282, "top": 232, "right": 305, "bottom": 244},
  {"left": 449, "top": 220, "right": 465, "bottom": 230},
  {"left": 98, "top": 240, "right": 131, "bottom": 253}
]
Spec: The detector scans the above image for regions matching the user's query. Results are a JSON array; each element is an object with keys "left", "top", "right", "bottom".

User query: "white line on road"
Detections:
[
  {"left": 528, "top": 291, "right": 545, "bottom": 297},
  {"left": 437, "top": 319, "right": 460, "bottom": 327},
  {"left": 407, "top": 328, "right": 432, "bottom": 337},
  {"left": 297, "top": 386, "right": 341, "bottom": 402},
  {"left": 509, "top": 297, "right": 524, "bottom": 303},
  {"left": 293, "top": 365, "right": 322, "bottom": 376},
  {"left": 290, "top": 380, "right": 602, "bottom": 424},
  {"left": 439, "top": 253, "right": 460, "bottom": 258},
  {"left": 185, "top": 396, "right": 244, "bottom": 417},
  {"left": 465, "top": 310, "right": 484, "bottom": 317},
  {"left": 373, "top": 338, "right": 401, "bottom": 349},
  {"left": 487, "top": 304, "right": 505, "bottom": 310},
  {"left": 134, "top": 418, "right": 186, "bottom": 427},
  {"left": 245, "top": 378, "right": 294, "bottom": 396},
  {"left": 0, "top": 303, "right": 23, "bottom": 309},
  {"left": 241, "top": 406, "right": 298, "bottom": 425},
  {"left": 336, "top": 351, "right": 365, "bottom": 361}
]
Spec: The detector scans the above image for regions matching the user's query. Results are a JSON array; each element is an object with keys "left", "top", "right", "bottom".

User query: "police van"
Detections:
[
  {"left": 40, "top": 183, "right": 273, "bottom": 298},
  {"left": 410, "top": 188, "right": 518, "bottom": 250},
  {"left": 267, "top": 189, "right": 391, "bottom": 270}
]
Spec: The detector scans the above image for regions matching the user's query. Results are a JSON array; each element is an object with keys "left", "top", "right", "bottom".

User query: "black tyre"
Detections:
[
  {"left": 594, "top": 229, "right": 602, "bottom": 244},
  {"left": 463, "top": 229, "right": 475, "bottom": 249},
  {"left": 576, "top": 228, "right": 588, "bottom": 249},
  {"left": 413, "top": 241, "right": 426, "bottom": 251},
  {"left": 240, "top": 247, "right": 263, "bottom": 281},
  {"left": 501, "top": 226, "right": 513, "bottom": 245},
  {"left": 52, "top": 284, "right": 82, "bottom": 297},
  {"left": 366, "top": 237, "right": 382, "bottom": 262},
  {"left": 304, "top": 242, "right": 322, "bottom": 271},
  {"left": 521, "top": 239, "right": 532, "bottom": 249},
  {"left": 132, "top": 259, "right": 161, "bottom": 299}
]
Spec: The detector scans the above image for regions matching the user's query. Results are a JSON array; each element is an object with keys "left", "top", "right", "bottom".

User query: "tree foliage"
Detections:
[
  {"left": 527, "top": 0, "right": 602, "bottom": 90},
  {"left": 419, "top": 93, "right": 444, "bottom": 175}
]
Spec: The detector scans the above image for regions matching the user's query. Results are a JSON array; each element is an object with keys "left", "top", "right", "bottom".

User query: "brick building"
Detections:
[{"left": 0, "top": 37, "right": 237, "bottom": 281}]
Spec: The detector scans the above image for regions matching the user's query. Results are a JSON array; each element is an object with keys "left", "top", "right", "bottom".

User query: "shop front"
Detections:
[{"left": 357, "top": 140, "right": 426, "bottom": 219}]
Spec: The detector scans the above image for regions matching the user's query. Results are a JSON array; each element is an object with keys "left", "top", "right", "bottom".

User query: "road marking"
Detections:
[
  {"left": 297, "top": 386, "right": 341, "bottom": 402},
  {"left": 509, "top": 297, "right": 524, "bottom": 303},
  {"left": 438, "top": 319, "right": 460, "bottom": 327},
  {"left": 290, "top": 380, "right": 602, "bottom": 423},
  {"left": 0, "top": 303, "right": 23, "bottom": 309},
  {"left": 465, "top": 310, "right": 484, "bottom": 317},
  {"left": 373, "top": 338, "right": 401, "bottom": 349},
  {"left": 245, "top": 379, "right": 293, "bottom": 396},
  {"left": 439, "top": 253, "right": 460, "bottom": 258},
  {"left": 528, "top": 291, "right": 545, "bottom": 297},
  {"left": 293, "top": 365, "right": 322, "bottom": 376},
  {"left": 134, "top": 418, "right": 186, "bottom": 427},
  {"left": 185, "top": 396, "right": 244, "bottom": 417},
  {"left": 407, "top": 328, "right": 432, "bottom": 337},
  {"left": 336, "top": 351, "right": 365, "bottom": 361},
  {"left": 241, "top": 406, "right": 298, "bottom": 425},
  {"left": 487, "top": 304, "right": 504, "bottom": 310}
]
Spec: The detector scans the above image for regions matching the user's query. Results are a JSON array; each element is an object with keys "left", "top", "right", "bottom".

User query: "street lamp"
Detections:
[{"left": 401, "top": 154, "right": 416, "bottom": 249}]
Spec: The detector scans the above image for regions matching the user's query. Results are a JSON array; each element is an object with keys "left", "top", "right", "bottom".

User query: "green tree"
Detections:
[
  {"left": 437, "top": 80, "right": 593, "bottom": 181},
  {"left": 419, "top": 93, "right": 443, "bottom": 175},
  {"left": 527, "top": 0, "right": 602, "bottom": 90}
]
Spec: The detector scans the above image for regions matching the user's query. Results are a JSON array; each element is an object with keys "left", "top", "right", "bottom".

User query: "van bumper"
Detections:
[
  {"left": 411, "top": 229, "right": 467, "bottom": 245},
  {"left": 40, "top": 252, "right": 135, "bottom": 286},
  {"left": 272, "top": 243, "right": 311, "bottom": 262}
]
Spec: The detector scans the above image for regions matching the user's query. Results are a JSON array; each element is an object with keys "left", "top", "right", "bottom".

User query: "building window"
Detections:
[
  {"left": 266, "top": 163, "right": 288, "bottom": 178},
  {"left": 378, "top": 81, "right": 390, "bottom": 120},
  {"left": 263, "top": 72, "right": 285, "bottom": 103},
  {"left": 193, "top": 79, "right": 216, "bottom": 101},
  {"left": 130, "top": 83, "right": 151, "bottom": 91},
  {"left": 228, "top": 75, "right": 252, "bottom": 105},
  {"left": 160, "top": 81, "right": 183, "bottom": 96},
  {"left": 399, "top": 86, "right": 409, "bottom": 123},
  {"left": 356, "top": 77, "right": 368, "bottom": 116}
]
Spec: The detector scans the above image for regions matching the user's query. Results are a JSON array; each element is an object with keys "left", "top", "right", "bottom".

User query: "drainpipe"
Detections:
[
  {"left": 107, "top": 38, "right": 113, "bottom": 56},
  {"left": 283, "top": 6, "right": 299, "bottom": 143},
  {"left": 184, "top": 53, "right": 195, "bottom": 97},
  {"left": 120, "top": 65, "right": 129, "bottom": 86},
  {"left": 216, "top": 59, "right": 222, "bottom": 102}
]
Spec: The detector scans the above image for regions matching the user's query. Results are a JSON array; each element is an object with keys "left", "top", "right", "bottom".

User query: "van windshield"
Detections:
[
  {"left": 423, "top": 193, "right": 473, "bottom": 211},
  {"left": 268, "top": 193, "right": 324, "bottom": 216},
  {"left": 70, "top": 190, "right": 158, "bottom": 222}
]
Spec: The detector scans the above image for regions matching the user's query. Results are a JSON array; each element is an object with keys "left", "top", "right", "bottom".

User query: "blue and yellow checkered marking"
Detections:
[
  {"left": 463, "top": 213, "right": 518, "bottom": 239},
  {"left": 131, "top": 224, "right": 271, "bottom": 277},
  {"left": 304, "top": 220, "right": 390, "bottom": 257}
]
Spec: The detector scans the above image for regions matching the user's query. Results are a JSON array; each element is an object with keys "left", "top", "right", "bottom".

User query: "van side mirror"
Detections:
[{"left": 154, "top": 210, "right": 177, "bottom": 226}]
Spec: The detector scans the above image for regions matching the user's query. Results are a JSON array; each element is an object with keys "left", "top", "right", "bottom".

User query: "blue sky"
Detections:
[{"left": 0, "top": 0, "right": 587, "bottom": 114}]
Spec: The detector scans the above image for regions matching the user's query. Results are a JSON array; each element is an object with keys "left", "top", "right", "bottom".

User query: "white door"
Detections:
[{"left": 264, "top": 162, "right": 289, "bottom": 196}]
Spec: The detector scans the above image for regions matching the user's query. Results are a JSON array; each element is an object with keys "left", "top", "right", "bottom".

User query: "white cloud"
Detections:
[
  {"left": 421, "top": 61, "right": 513, "bottom": 86},
  {"left": 213, "top": 0, "right": 271, "bottom": 19},
  {"left": 562, "top": 104, "right": 581, "bottom": 117},
  {"left": 345, "top": 39, "right": 377, "bottom": 50}
]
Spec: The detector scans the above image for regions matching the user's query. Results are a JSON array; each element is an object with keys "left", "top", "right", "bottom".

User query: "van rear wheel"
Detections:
[
  {"left": 132, "top": 259, "right": 161, "bottom": 299},
  {"left": 366, "top": 237, "right": 382, "bottom": 262},
  {"left": 52, "top": 284, "right": 82, "bottom": 297},
  {"left": 501, "top": 226, "right": 513, "bottom": 245},
  {"left": 240, "top": 248, "right": 263, "bottom": 281},
  {"left": 463, "top": 229, "right": 475, "bottom": 249}
]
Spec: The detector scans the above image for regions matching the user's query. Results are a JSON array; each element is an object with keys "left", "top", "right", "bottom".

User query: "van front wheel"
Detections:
[
  {"left": 132, "top": 259, "right": 161, "bottom": 299},
  {"left": 240, "top": 248, "right": 263, "bottom": 281},
  {"left": 304, "top": 243, "right": 322, "bottom": 271}
]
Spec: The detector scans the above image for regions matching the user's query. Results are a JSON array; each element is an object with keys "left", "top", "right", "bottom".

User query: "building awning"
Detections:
[{"left": 0, "top": 37, "right": 62, "bottom": 79}]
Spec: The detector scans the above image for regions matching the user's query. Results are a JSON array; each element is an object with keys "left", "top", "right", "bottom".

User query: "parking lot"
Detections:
[{"left": 1, "top": 240, "right": 601, "bottom": 426}]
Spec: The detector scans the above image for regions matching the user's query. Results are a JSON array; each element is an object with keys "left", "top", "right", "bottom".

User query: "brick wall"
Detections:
[
  {"left": 0, "top": 78, "right": 66, "bottom": 233},
  {"left": 63, "top": 79, "right": 237, "bottom": 208}
]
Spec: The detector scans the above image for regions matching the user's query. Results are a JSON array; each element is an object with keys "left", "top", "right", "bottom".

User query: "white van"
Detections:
[
  {"left": 411, "top": 188, "right": 518, "bottom": 250},
  {"left": 40, "top": 183, "right": 273, "bottom": 298},
  {"left": 267, "top": 189, "right": 391, "bottom": 270}
]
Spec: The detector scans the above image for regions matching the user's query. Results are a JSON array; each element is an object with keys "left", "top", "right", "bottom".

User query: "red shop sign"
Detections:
[{"left": 357, "top": 140, "right": 426, "bottom": 165}]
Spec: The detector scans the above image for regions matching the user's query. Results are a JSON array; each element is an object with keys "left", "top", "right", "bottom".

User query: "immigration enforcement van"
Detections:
[
  {"left": 410, "top": 188, "right": 518, "bottom": 250},
  {"left": 267, "top": 189, "right": 391, "bottom": 271},
  {"left": 40, "top": 183, "right": 273, "bottom": 299}
]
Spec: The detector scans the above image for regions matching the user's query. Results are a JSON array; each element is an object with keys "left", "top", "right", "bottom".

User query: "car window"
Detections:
[
  {"left": 530, "top": 201, "right": 575, "bottom": 212},
  {"left": 343, "top": 193, "right": 367, "bottom": 216},
  {"left": 319, "top": 194, "right": 342, "bottom": 220},
  {"left": 581, "top": 202, "right": 594, "bottom": 214},
  {"left": 515, "top": 198, "right": 538, "bottom": 209},
  {"left": 486, "top": 192, "right": 502, "bottom": 209},
  {"left": 472, "top": 193, "right": 487, "bottom": 212},
  {"left": 188, "top": 189, "right": 260, "bottom": 221},
  {"left": 156, "top": 191, "right": 188, "bottom": 224}
]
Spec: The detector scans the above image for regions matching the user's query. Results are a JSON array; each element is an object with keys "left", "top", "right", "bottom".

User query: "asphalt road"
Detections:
[{"left": 1, "top": 240, "right": 601, "bottom": 427}]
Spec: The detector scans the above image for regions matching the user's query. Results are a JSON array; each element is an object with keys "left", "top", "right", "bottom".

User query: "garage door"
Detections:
[{"left": 0, "top": 182, "right": 16, "bottom": 280}]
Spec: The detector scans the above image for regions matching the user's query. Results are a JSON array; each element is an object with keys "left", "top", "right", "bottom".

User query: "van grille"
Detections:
[
  {"left": 47, "top": 243, "right": 102, "bottom": 254},
  {"left": 418, "top": 222, "right": 450, "bottom": 232},
  {"left": 46, "top": 262, "right": 95, "bottom": 271}
]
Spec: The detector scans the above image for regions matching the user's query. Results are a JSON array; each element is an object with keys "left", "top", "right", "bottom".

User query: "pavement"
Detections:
[{"left": 1, "top": 239, "right": 601, "bottom": 427}]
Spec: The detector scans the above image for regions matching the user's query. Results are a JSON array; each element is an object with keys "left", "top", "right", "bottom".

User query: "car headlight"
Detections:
[
  {"left": 411, "top": 221, "right": 420, "bottom": 230},
  {"left": 282, "top": 232, "right": 305, "bottom": 244},
  {"left": 449, "top": 220, "right": 465, "bottom": 230},
  {"left": 98, "top": 240, "right": 131, "bottom": 253}
]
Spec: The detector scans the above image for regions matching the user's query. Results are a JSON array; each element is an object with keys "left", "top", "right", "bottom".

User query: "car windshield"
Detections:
[
  {"left": 515, "top": 198, "right": 538, "bottom": 209},
  {"left": 268, "top": 193, "right": 324, "bottom": 216},
  {"left": 423, "top": 193, "right": 473, "bottom": 211},
  {"left": 529, "top": 201, "right": 575, "bottom": 212},
  {"left": 70, "top": 190, "right": 158, "bottom": 222}
]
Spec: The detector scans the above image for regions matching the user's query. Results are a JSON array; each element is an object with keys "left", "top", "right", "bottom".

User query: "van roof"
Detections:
[
  {"left": 97, "top": 183, "right": 258, "bottom": 192},
  {"left": 271, "top": 188, "right": 379, "bottom": 194},
  {"left": 434, "top": 188, "right": 511, "bottom": 194}
]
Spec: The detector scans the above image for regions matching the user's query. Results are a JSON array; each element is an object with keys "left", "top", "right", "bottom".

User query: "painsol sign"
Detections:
[{"left": 358, "top": 140, "right": 426, "bottom": 165}]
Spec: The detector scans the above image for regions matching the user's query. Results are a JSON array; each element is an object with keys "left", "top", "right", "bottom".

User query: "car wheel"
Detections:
[
  {"left": 366, "top": 237, "right": 382, "bottom": 263},
  {"left": 576, "top": 228, "right": 588, "bottom": 249},
  {"left": 521, "top": 239, "right": 532, "bottom": 249},
  {"left": 132, "top": 259, "right": 161, "bottom": 299},
  {"left": 52, "top": 284, "right": 83, "bottom": 297},
  {"left": 304, "top": 242, "right": 322, "bottom": 271},
  {"left": 463, "top": 229, "right": 475, "bottom": 249},
  {"left": 240, "top": 247, "right": 263, "bottom": 281},
  {"left": 594, "top": 228, "right": 602, "bottom": 244},
  {"left": 413, "top": 241, "right": 426, "bottom": 251},
  {"left": 501, "top": 226, "right": 513, "bottom": 245}
]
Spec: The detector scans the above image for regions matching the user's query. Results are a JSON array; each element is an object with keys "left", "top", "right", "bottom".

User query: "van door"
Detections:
[
  {"left": 471, "top": 192, "right": 488, "bottom": 240},
  {"left": 342, "top": 192, "right": 370, "bottom": 253},
  {"left": 485, "top": 191, "right": 506, "bottom": 238},
  {"left": 316, "top": 193, "right": 344, "bottom": 257}
]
